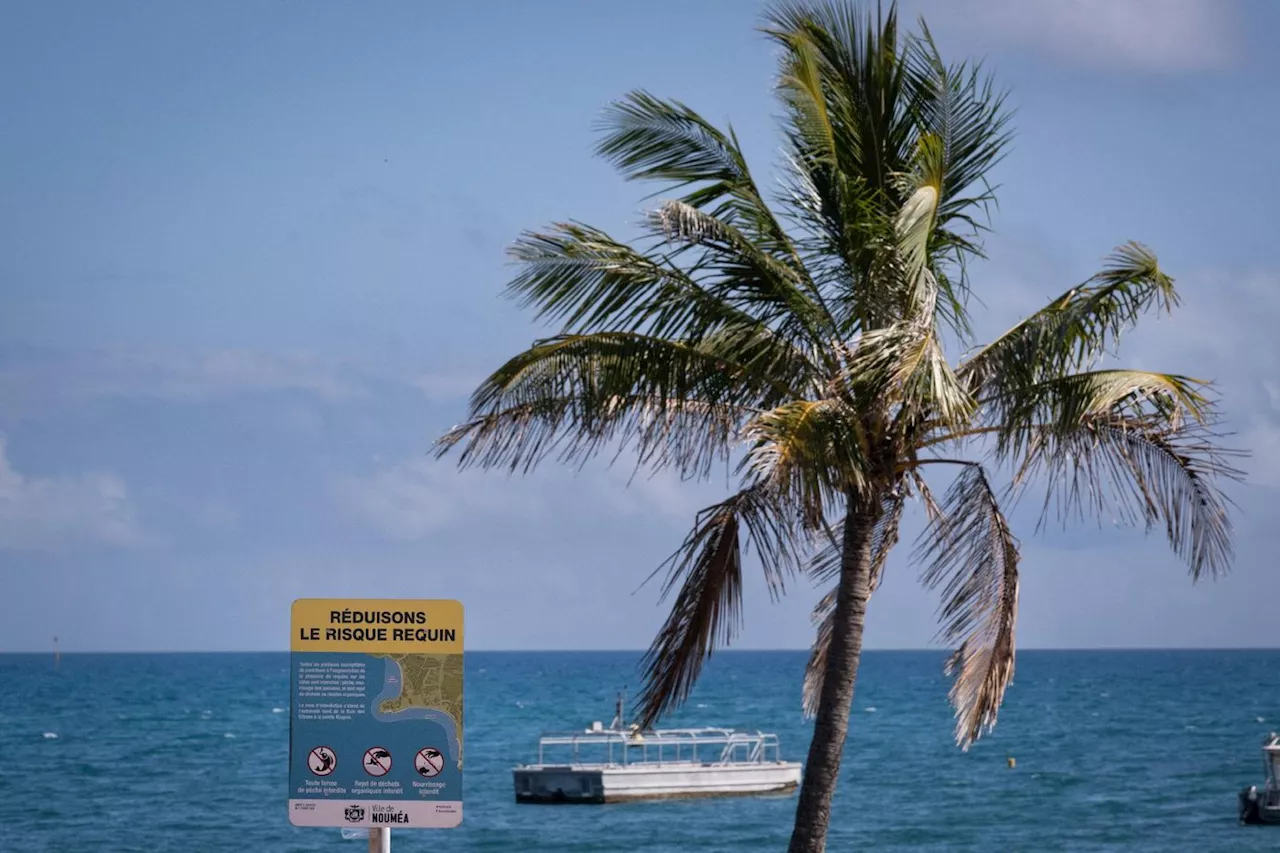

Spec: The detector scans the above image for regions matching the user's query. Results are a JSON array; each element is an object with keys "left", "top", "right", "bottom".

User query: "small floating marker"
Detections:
[{"left": 1007, "top": 757, "right": 1016, "bottom": 769}]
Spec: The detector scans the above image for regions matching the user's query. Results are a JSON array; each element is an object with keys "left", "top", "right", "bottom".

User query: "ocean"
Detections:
[{"left": 1, "top": 649, "right": 1276, "bottom": 852}]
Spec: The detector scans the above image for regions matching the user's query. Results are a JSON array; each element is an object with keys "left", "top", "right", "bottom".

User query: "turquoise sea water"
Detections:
[{"left": 1, "top": 649, "right": 1276, "bottom": 852}]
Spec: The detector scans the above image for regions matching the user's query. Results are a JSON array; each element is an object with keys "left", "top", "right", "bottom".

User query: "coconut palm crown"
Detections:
[{"left": 434, "top": 3, "right": 1243, "bottom": 850}]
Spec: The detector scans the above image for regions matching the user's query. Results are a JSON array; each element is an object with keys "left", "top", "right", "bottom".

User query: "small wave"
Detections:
[
  {"left": 515, "top": 701, "right": 525, "bottom": 708},
  {"left": 272, "top": 708, "right": 285, "bottom": 714},
  {"left": 865, "top": 706, "right": 877, "bottom": 713},
  {"left": 1258, "top": 717, "right": 1267, "bottom": 723},
  {"left": 695, "top": 703, "right": 708, "bottom": 709},
  {"left": 224, "top": 733, "right": 236, "bottom": 739},
  {"left": 42, "top": 732, "right": 58, "bottom": 739}
]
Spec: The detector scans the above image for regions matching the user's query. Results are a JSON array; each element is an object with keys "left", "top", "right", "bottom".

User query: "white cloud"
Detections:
[
  {"left": 923, "top": 0, "right": 1238, "bottom": 72},
  {"left": 0, "top": 436, "right": 152, "bottom": 550}
]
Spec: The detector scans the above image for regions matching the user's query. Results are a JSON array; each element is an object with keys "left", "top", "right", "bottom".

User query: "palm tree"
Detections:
[{"left": 433, "top": 2, "right": 1244, "bottom": 850}]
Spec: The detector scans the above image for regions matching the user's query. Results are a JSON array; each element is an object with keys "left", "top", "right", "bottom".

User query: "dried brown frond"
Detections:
[
  {"left": 633, "top": 485, "right": 803, "bottom": 729},
  {"left": 914, "top": 464, "right": 1019, "bottom": 748}
]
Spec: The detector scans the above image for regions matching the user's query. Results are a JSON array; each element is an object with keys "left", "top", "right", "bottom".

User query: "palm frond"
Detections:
[
  {"left": 633, "top": 485, "right": 803, "bottom": 728},
  {"left": 763, "top": 0, "right": 914, "bottom": 203},
  {"left": 987, "top": 368, "right": 1215, "bottom": 461},
  {"left": 595, "top": 90, "right": 750, "bottom": 192},
  {"left": 505, "top": 221, "right": 759, "bottom": 340},
  {"left": 913, "top": 463, "right": 1019, "bottom": 749},
  {"left": 762, "top": 0, "right": 926, "bottom": 334},
  {"left": 958, "top": 242, "right": 1178, "bottom": 397},
  {"left": 902, "top": 18, "right": 1013, "bottom": 242},
  {"left": 772, "top": 25, "right": 839, "bottom": 169},
  {"left": 434, "top": 331, "right": 809, "bottom": 479},
  {"left": 594, "top": 90, "right": 804, "bottom": 269},
  {"left": 843, "top": 316, "right": 975, "bottom": 428},
  {"left": 649, "top": 199, "right": 838, "bottom": 349},
  {"left": 802, "top": 584, "right": 839, "bottom": 719},
  {"left": 1009, "top": 412, "right": 1244, "bottom": 580},
  {"left": 895, "top": 177, "right": 941, "bottom": 316},
  {"left": 740, "top": 398, "right": 872, "bottom": 529}
]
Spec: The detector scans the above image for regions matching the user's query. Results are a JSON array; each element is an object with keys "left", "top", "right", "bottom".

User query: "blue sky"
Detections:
[{"left": 2, "top": 0, "right": 1277, "bottom": 653}]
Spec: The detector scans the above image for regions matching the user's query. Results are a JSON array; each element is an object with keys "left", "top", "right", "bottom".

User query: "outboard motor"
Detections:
[{"left": 1239, "top": 785, "right": 1262, "bottom": 825}]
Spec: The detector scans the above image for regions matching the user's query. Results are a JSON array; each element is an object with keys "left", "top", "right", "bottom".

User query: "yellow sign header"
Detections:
[{"left": 290, "top": 598, "right": 463, "bottom": 654}]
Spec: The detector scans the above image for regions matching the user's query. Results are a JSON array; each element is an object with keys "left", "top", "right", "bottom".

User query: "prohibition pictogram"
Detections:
[
  {"left": 308, "top": 745, "right": 337, "bottom": 776},
  {"left": 415, "top": 746, "right": 444, "bottom": 778},
  {"left": 364, "top": 747, "right": 393, "bottom": 777}
]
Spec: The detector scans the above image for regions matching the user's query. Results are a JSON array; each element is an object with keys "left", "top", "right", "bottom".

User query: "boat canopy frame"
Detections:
[{"left": 522, "top": 726, "right": 788, "bottom": 769}]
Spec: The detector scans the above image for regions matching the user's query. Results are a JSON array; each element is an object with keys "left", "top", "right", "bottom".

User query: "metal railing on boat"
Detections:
[{"left": 528, "top": 727, "right": 785, "bottom": 768}]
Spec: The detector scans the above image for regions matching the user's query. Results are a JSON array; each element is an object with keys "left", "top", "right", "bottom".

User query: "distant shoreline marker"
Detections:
[{"left": 53, "top": 635, "right": 59, "bottom": 671}]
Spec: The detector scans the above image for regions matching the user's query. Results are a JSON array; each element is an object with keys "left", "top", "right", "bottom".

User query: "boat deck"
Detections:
[{"left": 513, "top": 725, "right": 803, "bottom": 804}]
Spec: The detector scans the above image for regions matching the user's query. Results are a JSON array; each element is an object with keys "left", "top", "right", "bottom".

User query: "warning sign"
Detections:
[
  {"left": 287, "top": 598, "right": 463, "bottom": 829},
  {"left": 364, "top": 747, "right": 392, "bottom": 777},
  {"left": 308, "top": 746, "right": 337, "bottom": 777},
  {"left": 415, "top": 747, "right": 444, "bottom": 778}
]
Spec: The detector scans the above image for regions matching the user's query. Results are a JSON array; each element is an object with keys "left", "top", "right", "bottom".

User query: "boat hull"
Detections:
[
  {"left": 1240, "top": 788, "right": 1280, "bottom": 825},
  {"left": 513, "top": 761, "right": 802, "bottom": 804}
]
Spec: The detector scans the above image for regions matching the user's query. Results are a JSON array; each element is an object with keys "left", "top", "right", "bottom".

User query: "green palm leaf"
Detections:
[
  {"left": 959, "top": 242, "right": 1178, "bottom": 397},
  {"left": 594, "top": 90, "right": 803, "bottom": 268},
  {"left": 902, "top": 18, "right": 1012, "bottom": 245},
  {"left": 1008, "top": 412, "right": 1244, "bottom": 580},
  {"left": 649, "top": 199, "right": 838, "bottom": 349},
  {"left": 987, "top": 368, "right": 1215, "bottom": 460},
  {"left": 435, "top": 331, "right": 811, "bottom": 479},
  {"left": 741, "top": 398, "right": 873, "bottom": 528},
  {"left": 505, "top": 222, "right": 758, "bottom": 340}
]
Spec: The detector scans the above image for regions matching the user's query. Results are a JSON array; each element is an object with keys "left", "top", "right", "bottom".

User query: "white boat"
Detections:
[
  {"left": 1239, "top": 732, "right": 1280, "bottom": 825},
  {"left": 512, "top": 694, "right": 803, "bottom": 804}
]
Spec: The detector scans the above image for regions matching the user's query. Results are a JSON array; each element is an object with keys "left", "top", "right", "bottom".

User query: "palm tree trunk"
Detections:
[{"left": 787, "top": 497, "right": 879, "bottom": 853}]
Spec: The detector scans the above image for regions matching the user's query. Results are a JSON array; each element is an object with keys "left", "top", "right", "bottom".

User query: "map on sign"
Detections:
[
  {"left": 374, "top": 653, "right": 464, "bottom": 769},
  {"left": 288, "top": 599, "right": 464, "bottom": 830}
]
